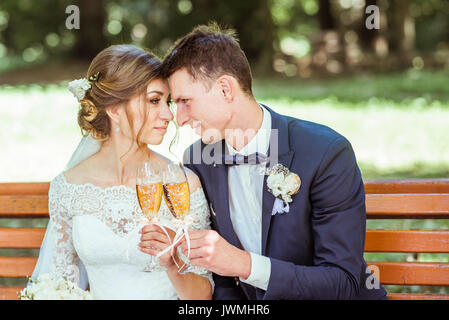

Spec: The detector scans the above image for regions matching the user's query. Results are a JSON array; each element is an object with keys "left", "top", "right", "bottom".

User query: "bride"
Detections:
[{"left": 30, "top": 44, "right": 213, "bottom": 300}]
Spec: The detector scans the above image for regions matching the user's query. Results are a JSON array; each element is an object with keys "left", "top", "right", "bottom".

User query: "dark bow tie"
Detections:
[{"left": 221, "top": 152, "right": 268, "bottom": 166}]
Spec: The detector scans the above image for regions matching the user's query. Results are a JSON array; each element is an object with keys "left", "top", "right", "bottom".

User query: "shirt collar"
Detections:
[{"left": 226, "top": 104, "right": 272, "bottom": 156}]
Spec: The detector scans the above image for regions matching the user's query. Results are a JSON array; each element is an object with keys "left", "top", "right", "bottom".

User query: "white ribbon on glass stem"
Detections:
[{"left": 155, "top": 216, "right": 193, "bottom": 272}]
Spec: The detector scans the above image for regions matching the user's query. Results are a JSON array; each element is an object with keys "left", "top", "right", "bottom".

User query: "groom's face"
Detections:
[{"left": 168, "top": 68, "right": 231, "bottom": 144}]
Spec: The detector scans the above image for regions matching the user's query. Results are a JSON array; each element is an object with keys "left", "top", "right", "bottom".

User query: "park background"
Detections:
[{"left": 0, "top": 0, "right": 448, "bottom": 295}]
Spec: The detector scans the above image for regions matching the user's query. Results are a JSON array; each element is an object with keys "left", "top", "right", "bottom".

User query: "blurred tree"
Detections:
[
  {"left": 73, "top": 0, "right": 107, "bottom": 60},
  {"left": 358, "top": 0, "right": 379, "bottom": 51},
  {"left": 391, "top": 0, "right": 415, "bottom": 58},
  {"left": 157, "top": 0, "right": 277, "bottom": 74},
  {"left": 0, "top": 0, "right": 70, "bottom": 63},
  {"left": 318, "top": 0, "right": 335, "bottom": 30},
  {"left": 0, "top": 0, "right": 448, "bottom": 75}
]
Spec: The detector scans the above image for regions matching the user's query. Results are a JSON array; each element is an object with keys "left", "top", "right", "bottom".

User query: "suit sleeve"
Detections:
[
  {"left": 263, "top": 137, "right": 366, "bottom": 300},
  {"left": 212, "top": 274, "right": 248, "bottom": 300},
  {"left": 183, "top": 147, "right": 248, "bottom": 300}
]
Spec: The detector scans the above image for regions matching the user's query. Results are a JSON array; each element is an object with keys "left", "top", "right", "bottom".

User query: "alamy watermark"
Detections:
[
  {"left": 366, "top": 264, "right": 381, "bottom": 289},
  {"left": 65, "top": 5, "right": 80, "bottom": 30},
  {"left": 365, "top": 5, "right": 380, "bottom": 30}
]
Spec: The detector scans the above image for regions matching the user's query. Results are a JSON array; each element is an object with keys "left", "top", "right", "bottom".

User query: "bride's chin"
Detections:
[{"left": 143, "top": 135, "right": 164, "bottom": 146}]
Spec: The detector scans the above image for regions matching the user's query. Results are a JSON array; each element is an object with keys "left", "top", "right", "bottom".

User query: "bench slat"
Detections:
[
  {"left": 0, "top": 228, "right": 46, "bottom": 249},
  {"left": 0, "top": 257, "right": 37, "bottom": 277},
  {"left": 365, "top": 179, "right": 449, "bottom": 194},
  {"left": 388, "top": 293, "right": 449, "bottom": 300},
  {"left": 4, "top": 228, "right": 449, "bottom": 252},
  {"left": 7, "top": 180, "right": 449, "bottom": 196},
  {"left": 366, "top": 194, "right": 449, "bottom": 219},
  {"left": 0, "top": 183, "right": 49, "bottom": 196},
  {"left": 1, "top": 184, "right": 448, "bottom": 219},
  {"left": 0, "top": 286, "right": 21, "bottom": 300},
  {"left": 365, "top": 230, "right": 449, "bottom": 253},
  {"left": 368, "top": 261, "right": 449, "bottom": 286},
  {"left": 0, "top": 195, "right": 49, "bottom": 218}
]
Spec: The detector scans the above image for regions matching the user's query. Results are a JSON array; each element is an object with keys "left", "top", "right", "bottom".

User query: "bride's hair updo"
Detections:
[{"left": 78, "top": 45, "right": 161, "bottom": 140}]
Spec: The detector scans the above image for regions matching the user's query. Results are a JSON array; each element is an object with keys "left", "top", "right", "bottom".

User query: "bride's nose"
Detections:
[{"left": 159, "top": 102, "right": 174, "bottom": 121}]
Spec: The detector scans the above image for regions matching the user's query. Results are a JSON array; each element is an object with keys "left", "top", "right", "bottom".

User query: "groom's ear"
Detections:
[{"left": 216, "top": 75, "right": 235, "bottom": 103}]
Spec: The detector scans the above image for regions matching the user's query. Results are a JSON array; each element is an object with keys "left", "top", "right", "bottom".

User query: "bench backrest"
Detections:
[
  {"left": 364, "top": 179, "right": 449, "bottom": 300},
  {"left": 1, "top": 180, "right": 449, "bottom": 300}
]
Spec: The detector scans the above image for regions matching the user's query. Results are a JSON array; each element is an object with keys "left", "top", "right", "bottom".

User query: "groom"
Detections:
[{"left": 158, "top": 23, "right": 387, "bottom": 300}]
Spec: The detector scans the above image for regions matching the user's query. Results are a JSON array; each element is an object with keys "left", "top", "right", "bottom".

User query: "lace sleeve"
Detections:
[
  {"left": 180, "top": 188, "right": 214, "bottom": 290},
  {"left": 47, "top": 176, "right": 81, "bottom": 286},
  {"left": 187, "top": 188, "right": 212, "bottom": 231}
]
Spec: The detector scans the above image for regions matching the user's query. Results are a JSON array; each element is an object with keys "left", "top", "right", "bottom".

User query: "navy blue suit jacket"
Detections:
[{"left": 183, "top": 105, "right": 387, "bottom": 300}]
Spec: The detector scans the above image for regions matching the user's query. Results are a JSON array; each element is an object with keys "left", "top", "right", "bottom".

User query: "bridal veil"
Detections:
[{"left": 31, "top": 135, "right": 101, "bottom": 289}]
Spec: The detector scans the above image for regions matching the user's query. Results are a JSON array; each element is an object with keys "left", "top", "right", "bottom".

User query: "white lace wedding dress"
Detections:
[{"left": 32, "top": 172, "right": 213, "bottom": 300}]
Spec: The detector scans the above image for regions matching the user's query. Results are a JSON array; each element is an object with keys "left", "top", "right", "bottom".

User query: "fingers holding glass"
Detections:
[{"left": 139, "top": 225, "right": 177, "bottom": 268}]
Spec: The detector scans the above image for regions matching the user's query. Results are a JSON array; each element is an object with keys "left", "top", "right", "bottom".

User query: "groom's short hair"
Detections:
[{"left": 161, "top": 22, "right": 253, "bottom": 95}]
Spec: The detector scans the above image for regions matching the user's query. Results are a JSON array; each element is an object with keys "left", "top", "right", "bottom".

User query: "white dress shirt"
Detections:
[{"left": 226, "top": 105, "right": 272, "bottom": 291}]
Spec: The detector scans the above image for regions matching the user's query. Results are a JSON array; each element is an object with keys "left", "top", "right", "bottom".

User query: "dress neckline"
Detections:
[
  {"left": 58, "top": 172, "right": 204, "bottom": 197},
  {"left": 60, "top": 172, "right": 136, "bottom": 193}
]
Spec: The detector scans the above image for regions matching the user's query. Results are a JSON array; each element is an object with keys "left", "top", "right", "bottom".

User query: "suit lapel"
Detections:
[
  {"left": 210, "top": 105, "right": 294, "bottom": 255},
  {"left": 211, "top": 142, "right": 242, "bottom": 250},
  {"left": 261, "top": 105, "right": 294, "bottom": 256}
]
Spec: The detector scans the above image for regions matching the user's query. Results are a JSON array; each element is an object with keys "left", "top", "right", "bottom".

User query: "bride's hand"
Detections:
[{"left": 138, "top": 223, "right": 178, "bottom": 268}]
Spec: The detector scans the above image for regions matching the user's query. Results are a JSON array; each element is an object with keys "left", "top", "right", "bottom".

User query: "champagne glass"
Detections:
[
  {"left": 136, "top": 161, "right": 164, "bottom": 271},
  {"left": 162, "top": 162, "right": 191, "bottom": 272},
  {"left": 136, "top": 161, "right": 163, "bottom": 221},
  {"left": 162, "top": 162, "right": 190, "bottom": 220}
]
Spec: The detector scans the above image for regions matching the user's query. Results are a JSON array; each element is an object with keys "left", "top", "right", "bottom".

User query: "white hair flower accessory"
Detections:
[
  {"left": 68, "top": 78, "right": 91, "bottom": 101},
  {"left": 67, "top": 72, "right": 100, "bottom": 102}
]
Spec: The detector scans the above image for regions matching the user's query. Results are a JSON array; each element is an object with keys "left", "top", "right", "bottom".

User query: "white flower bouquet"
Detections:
[{"left": 19, "top": 273, "right": 92, "bottom": 300}]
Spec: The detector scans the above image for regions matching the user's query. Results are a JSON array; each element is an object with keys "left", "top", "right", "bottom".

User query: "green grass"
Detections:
[
  {"left": 254, "top": 70, "right": 449, "bottom": 103},
  {"left": 254, "top": 71, "right": 449, "bottom": 180},
  {"left": 260, "top": 101, "right": 449, "bottom": 179}
]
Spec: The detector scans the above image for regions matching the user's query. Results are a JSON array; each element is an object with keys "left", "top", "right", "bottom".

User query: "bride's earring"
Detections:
[{"left": 115, "top": 120, "right": 120, "bottom": 133}]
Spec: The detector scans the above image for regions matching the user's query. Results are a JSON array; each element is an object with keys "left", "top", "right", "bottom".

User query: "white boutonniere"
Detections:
[{"left": 264, "top": 163, "right": 301, "bottom": 215}]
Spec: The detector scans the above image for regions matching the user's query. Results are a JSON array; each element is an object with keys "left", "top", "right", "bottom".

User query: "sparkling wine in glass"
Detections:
[
  {"left": 136, "top": 161, "right": 164, "bottom": 272},
  {"left": 136, "top": 183, "right": 163, "bottom": 221},
  {"left": 136, "top": 162, "right": 163, "bottom": 221},
  {"left": 162, "top": 162, "right": 192, "bottom": 273},
  {"left": 162, "top": 162, "right": 190, "bottom": 220}
]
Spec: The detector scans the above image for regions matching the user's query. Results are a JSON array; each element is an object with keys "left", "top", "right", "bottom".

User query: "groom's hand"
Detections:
[{"left": 180, "top": 230, "right": 251, "bottom": 279}]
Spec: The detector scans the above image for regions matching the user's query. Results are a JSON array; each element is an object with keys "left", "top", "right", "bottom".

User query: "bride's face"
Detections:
[{"left": 121, "top": 78, "right": 173, "bottom": 145}]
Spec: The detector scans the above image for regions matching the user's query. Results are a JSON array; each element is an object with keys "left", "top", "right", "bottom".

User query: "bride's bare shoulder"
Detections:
[{"left": 63, "top": 153, "right": 101, "bottom": 184}]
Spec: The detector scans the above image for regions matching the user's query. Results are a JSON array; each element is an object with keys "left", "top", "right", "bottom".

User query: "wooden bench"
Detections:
[{"left": 0, "top": 179, "right": 448, "bottom": 300}]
